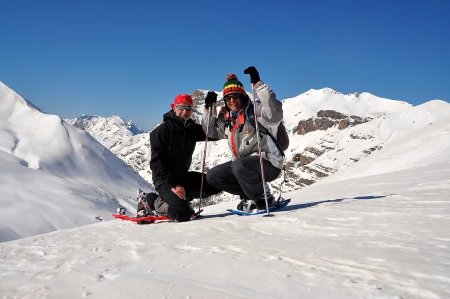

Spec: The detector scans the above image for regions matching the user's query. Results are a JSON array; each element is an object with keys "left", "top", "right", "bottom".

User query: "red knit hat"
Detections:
[{"left": 171, "top": 94, "right": 193, "bottom": 109}]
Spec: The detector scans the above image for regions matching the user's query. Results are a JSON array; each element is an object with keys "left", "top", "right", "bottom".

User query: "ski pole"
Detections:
[
  {"left": 198, "top": 105, "right": 212, "bottom": 212},
  {"left": 250, "top": 86, "right": 271, "bottom": 216}
]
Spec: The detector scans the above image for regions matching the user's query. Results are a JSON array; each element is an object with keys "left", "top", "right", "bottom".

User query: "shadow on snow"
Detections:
[
  {"left": 198, "top": 195, "right": 389, "bottom": 219},
  {"left": 282, "top": 195, "right": 388, "bottom": 212}
]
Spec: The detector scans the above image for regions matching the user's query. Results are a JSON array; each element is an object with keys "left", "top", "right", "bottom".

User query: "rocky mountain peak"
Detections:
[{"left": 67, "top": 115, "right": 144, "bottom": 136}]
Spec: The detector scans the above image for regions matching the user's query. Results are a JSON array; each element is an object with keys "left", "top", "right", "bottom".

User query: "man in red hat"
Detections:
[{"left": 149, "top": 94, "right": 220, "bottom": 222}]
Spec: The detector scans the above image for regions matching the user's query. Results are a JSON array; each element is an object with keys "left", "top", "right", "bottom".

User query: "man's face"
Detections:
[{"left": 173, "top": 104, "right": 193, "bottom": 120}]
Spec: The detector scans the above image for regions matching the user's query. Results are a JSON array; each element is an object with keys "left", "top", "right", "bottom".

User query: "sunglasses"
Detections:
[
  {"left": 176, "top": 105, "right": 193, "bottom": 111},
  {"left": 223, "top": 94, "right": 242, "bottom": 101}
]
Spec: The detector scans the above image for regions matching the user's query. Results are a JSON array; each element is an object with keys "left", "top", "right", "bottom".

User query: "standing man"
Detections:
[
  {"left": 203, "top": 66, "right": 284, "bottom": 212},
  {"left": 150, "top": 94, "right": 220, "bottom": 222}
]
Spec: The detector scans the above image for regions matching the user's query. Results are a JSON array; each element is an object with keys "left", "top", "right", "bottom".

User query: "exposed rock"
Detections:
[
  {"left": 298, "top": 118, "right": 336, "bottom": 134},
  {"left": 317, "top": 110, "right": 347, "bottom": 119},
  {"left": 292, "top": 153, "right": 315, "bottom": 166},
  {"left": 304, "top": 166, "right": 329, "bottom": 178},
  {"left": 350, "top": 133, "right": 375, "bottom": 140},
  {"left": 305, "top": 146, "right": 325, "bottom": 156},
  {"left": 362, "top": 146, "right": 382, "bottom": 154},
  {"left": 298, "top": 110, "right": 372, "bottom": 135}
]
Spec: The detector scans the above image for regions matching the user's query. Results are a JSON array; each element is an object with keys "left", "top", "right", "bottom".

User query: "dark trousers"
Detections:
[
  {"left": 156, "top": 171, "right": 220, "bottom": 222},
  {"left": 206, "top": 156, "right": 281, "bottom": 200}
]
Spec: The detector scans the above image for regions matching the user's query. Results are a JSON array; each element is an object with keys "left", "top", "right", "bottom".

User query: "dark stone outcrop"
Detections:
[{"left": 298, "top": 110, "right": 372, "bottom": 135}]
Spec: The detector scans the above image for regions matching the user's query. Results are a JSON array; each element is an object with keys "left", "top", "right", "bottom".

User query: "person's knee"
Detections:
[
  {"left": 206, "top": 168, "right": 218, "bottom": 186},
  {"left": 231, "top": 159, "right": 248, "bottom": 177}
]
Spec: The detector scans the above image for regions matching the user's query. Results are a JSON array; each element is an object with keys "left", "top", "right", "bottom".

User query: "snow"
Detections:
[
  {"left": 1, "top": 124, "right": 450, "bottom": 298},
  {"left": 65, "top": 114, "right": 152, "bottom": 182},
  {"left": 281, "top": 88, "right": 413, "bottom": 129},
  {"left": 1, "top": 81, "right": 450, "bottom": 298},
  {"left": 0, "top": 81, "right": 152, "bottom": 242}
]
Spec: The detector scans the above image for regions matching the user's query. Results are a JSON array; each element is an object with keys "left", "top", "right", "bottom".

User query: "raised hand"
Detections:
[
  {"left": 204, "top": 91, "right": 218, "bottom": 108},
  {"left": 244, "top": 66, "right": 260, "bottom": 84}
]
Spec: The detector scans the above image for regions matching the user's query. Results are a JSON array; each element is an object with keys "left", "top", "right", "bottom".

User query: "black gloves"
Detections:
[
  {"left": 204, "top": 91, "right": 218, "bottom": 108},
  {"left": 244, "top": 66, "right": 261, "bottom": 84}
]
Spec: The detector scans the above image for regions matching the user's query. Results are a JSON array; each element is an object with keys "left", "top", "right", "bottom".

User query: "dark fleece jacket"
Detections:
[{"left": 150, "top": 110, "right": 206, "bottom": 189}]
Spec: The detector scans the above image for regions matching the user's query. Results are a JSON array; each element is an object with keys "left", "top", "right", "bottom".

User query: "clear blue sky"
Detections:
[{"left": 1, "top": 0, "right": 449, "bottom": 130}]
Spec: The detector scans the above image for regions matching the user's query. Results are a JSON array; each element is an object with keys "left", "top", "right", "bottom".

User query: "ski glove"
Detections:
[
  {"left": 204, "top": 91, "right": 218, "bottom": 108},
  {"left": 244, "top": 66, "right": 261, "bottom": 84}
]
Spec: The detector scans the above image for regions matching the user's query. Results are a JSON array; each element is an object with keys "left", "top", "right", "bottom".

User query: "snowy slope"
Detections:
[
  {"left": 1, "top": 116, "right": 449, "bottom": 299},
  {"left": 324, "top": 105, "right": 450, "bottom": 180},
  {"left": 65, "top": 115, "right": 144, "bottom": 149},
  {"left": 65, "top": 115, "right": 152, "bottom": 182},
  {"left": 0, "top": 81, "right": 152, "bottom": 242},
  {"left": 282, "top": 88, "right": 412, "bottom": 127},
  {"left": 280, "top": 91, "right": 450, "bottom": 189}
]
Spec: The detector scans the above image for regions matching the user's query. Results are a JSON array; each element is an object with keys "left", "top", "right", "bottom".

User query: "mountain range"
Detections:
[
  {"left": 67, "top": 87, "right": 450, "bottom": 203},
  {"left": 2, "top": 80, "right": 450, "bottom": 242}
]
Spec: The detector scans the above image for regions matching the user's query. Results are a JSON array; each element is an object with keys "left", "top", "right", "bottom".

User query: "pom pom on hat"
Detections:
[
  {"left": 171, "top": 94, "right": 193, "bottom": 109},
  {"left": 227, "top": 73, "right": 238, "bottom": 81},
  {"left": 223, "top": 73, "right": 246, "bottom": 97}
]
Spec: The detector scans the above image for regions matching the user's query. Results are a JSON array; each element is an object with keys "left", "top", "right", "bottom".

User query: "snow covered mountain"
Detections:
[
  {"left": 280, "top": 89, "right": 450, "bottom": 189},
  {"left": 67, "top": 87, "right": 450, "bottom": 202},
  {"left": 1, "top": 112, "right": 449, "bottom": 299},
  {"left": 65, "top": 115, "right": 152, "bottom": 182},
  {"left": 0, "top": 81, "right": 153, "bottom": 242}
]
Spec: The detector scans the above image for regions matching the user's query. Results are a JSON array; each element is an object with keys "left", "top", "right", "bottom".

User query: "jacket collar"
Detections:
[{"left": 163, "top": 110, "right": 194, "bottom": 128}]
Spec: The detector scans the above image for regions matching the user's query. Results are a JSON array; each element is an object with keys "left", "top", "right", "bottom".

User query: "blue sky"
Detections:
[{"left": 1, "top": 0, "right": 449, "bottom": 130}]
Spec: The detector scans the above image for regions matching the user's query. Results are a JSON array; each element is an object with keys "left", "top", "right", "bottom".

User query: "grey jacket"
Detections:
[{"left": 202, "top": 81, "right": 284, "bottom": 169}]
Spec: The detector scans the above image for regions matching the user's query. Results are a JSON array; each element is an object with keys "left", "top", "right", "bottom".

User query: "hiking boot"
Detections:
[
  {"left": 137, "top": 209, "right": 154, "bottom": 218},
  {"left": 236, "top": 195, "right": 248, "bottom": 211},
  {"left": 253, "top": 183, "right": 276, "bottom": 209},
  {"left": 255, "top": 194, "right": 276, "bottom": 210},
  {"left": 236, "top": 199, "right": 246, "bottom": 211},
  {"left": 189, "top": 204, "right": 196, "bottom": 216},
  {"left": 237, "top": 199, "right": 258, "bottom": 212},
  {"left": 137, "top": 189, "right": 160, "bottom": 217}
]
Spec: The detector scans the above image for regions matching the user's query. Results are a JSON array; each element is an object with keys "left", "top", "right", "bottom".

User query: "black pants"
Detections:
[
  {"left": 206, "top": 156, "right": 281, "bottom": 200},
  {"left": 156, "top": 171, "right": 220, "bottom": 222}
]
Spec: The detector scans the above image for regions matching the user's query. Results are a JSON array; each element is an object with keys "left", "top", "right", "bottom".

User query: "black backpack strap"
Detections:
[
  {"left": 262, "top": 126, "right": 285, "bottom": 157},
  {"left": 248, "top": 116, "right": 285, "bottom": 157},
  {"left": 246, "top": 103, "right": 285, "bottom": 157}
]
